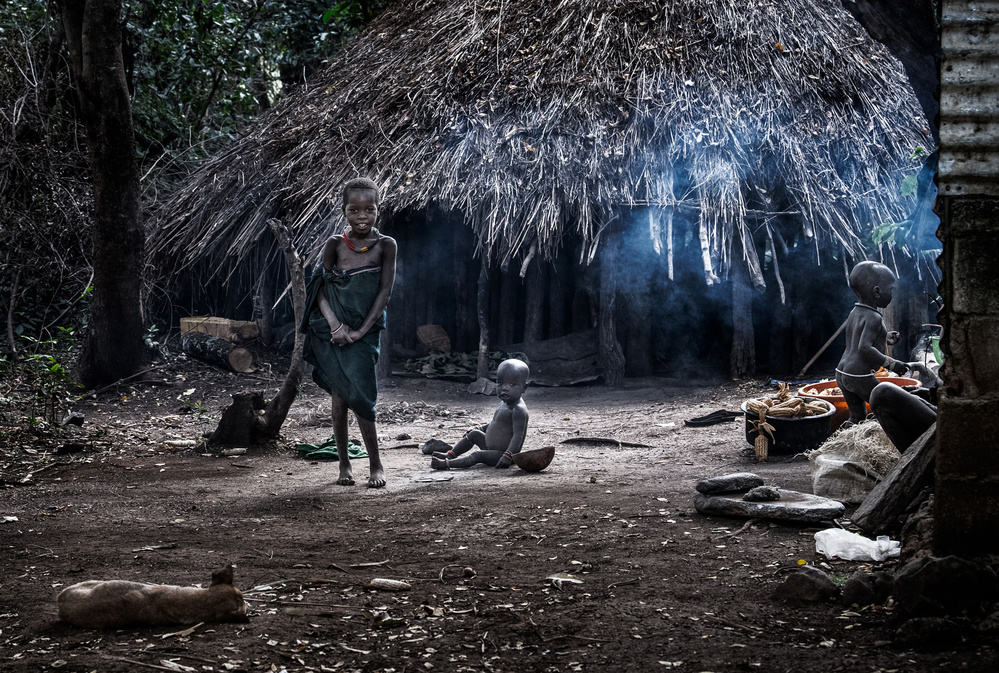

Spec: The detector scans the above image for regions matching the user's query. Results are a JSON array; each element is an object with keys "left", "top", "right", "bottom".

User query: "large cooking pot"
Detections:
[{"left": 741, "top": 397, "right": 835, "bottom": 454}]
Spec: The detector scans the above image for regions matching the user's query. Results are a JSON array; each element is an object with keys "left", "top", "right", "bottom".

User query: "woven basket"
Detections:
[{"left": 417, "top": 324, "right": 451, "bottom": 351}]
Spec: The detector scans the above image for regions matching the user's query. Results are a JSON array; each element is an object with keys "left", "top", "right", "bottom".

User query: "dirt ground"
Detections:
[{"left": 1, "top": 347, "right": 995, "bottom": 673}]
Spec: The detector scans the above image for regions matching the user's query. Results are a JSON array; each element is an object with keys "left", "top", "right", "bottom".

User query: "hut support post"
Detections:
[
  {"left": 497, "top": 263, "right": 517, "bottom": 346},
  {"left": 254, "top": 258, "right": 275, "bottom": 347},
  {"left": 476, "top": 261, "right": 491, "bottom": 380},
  {"left": 730, "top": 261, "right": 756, "bottom": 378},
  {"left": 454, "top": 223, "right": 475, "bottom": 351},
  {"left": 598, "top": 241, "right": 625, "bottom": 387},
  {"left": 548, "top": 253, "right": 568, "bottom": 339},
  {"left": 523, "top": 257, "right": 546, "bottom": 343}
]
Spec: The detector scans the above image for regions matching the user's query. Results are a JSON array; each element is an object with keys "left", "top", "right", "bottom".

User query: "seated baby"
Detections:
[{"left": 431, "top": 359, "right": 529, "bottom": 470}]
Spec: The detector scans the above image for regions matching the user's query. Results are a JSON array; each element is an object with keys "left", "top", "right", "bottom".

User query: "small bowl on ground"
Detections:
[{"left": 513, "top": 446, "right": 555, "bottom": 472}]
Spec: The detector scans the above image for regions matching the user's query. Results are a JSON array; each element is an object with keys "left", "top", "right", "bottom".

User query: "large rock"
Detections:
[
  {"left": 694, "top": 490, "right": 845, "bottom": 522},
  {"left": 850, "top": 423, "right": 936, "bottom": 534},
  {"left": 772, "top": 566, "right": 840, "bottom": 602},
  {"left": 893, "top": 555, "right": 999, "bottom": 620},
  {"left": 842, "top": 570, "right": 894, "bottom": 607},
  {"left": 695, "top": 472, "right": 764, "bottom": 495},
  {"left": 894, "top": 617, "right": 967, "bottom": 648}
]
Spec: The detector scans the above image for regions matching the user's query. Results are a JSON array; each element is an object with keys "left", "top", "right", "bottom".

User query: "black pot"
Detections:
[{"left": 740, "top": 398, "right": 835, "bottom": 454}]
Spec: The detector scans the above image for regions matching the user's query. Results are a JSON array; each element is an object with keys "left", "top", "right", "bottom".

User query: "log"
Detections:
[
  {"left": 181, "top": 331, "right": 253, "bottom": 373},
  {"left": 850, "top": 423, "right": 936, "bottom": 534}
]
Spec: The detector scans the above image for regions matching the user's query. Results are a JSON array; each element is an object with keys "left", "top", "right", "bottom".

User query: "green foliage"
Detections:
[
  {"left": 900, "top": 174, "right": 918, "bottom": 197},
  {"left": 125, "top": 0, "right": 391, "bottom": 188},
  {"left": 869, "top": 145, "right": 930, "bottom": 252},
  {"left": 870, "top": 221, "right": 909, "bottom": 248}
]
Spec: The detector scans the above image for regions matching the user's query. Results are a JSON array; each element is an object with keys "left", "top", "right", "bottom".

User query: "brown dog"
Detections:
[{"left": 58, "top": 565, "right": 248, "bottom": 629}]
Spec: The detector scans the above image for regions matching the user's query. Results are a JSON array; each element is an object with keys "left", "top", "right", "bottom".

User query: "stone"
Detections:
[
  {"left": 743, "top": 485, "right": 780, "bottom": 501},
  {"left": 842, "top": 570, "right": 893, "bottom": 607},
  {"left": 420, "top": 438, "right": 452, "bottom": 456},
  {"left": 771, "top": 566, "right": 839, "bottom": 602},
  {"left": 851, "top": 424, "right": 936, "bottom": 534},
  {"left": 468, "top": 377, "right": 496, "bottom": 396},
  {"left": 61, "top": 411, "right": 85, "bottom": 426},
  {"left": 695, "top": 472, "right": 764, "bottom": 495},
  {"left": 893, "top": 555, "right": 999, "bottom": 620},
  {"left": 899, "top": 495, "right": 934, "bottom": 564},
  {"left": 694, "top": 490, "right": 845, "bottom": 523},
  {"left": 894, "top": 617, "right": 966, "bottom": 649}
]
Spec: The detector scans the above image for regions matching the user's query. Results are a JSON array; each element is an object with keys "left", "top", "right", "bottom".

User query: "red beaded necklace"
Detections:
[{"left": 343, "top": 229, "right": 379, "bottom": 253}]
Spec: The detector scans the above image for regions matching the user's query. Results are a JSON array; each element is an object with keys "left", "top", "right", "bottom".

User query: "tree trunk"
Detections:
[
  {"left": 598, "top": 242, "right": 625, "bottom": 388},
  {"left": 209, "top": 219, "right": 305, "bottom": 446},
  {"left": 6, "top": 268, "right": 20, "bottom": 357},
  {"left": 476, "top": 261, "right": 491, "bottom": 380},
  {"left": 730, "top": 261, "right": 756, "bottom": 379},
  {"left": 523, "top": 257, "right": 546, "bottom": 344},
  {"left": 61, "top": 0, "right": 146, "bottom": 388}
]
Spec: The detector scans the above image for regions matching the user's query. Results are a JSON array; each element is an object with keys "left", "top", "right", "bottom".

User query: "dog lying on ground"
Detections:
[{"left": 58, "top": 565, "right": 248, "bottom": 629}]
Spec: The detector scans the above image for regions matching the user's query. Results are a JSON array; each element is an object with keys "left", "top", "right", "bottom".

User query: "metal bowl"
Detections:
[{"left": 513, "top": 446, "right": 555, "bottom": 472}]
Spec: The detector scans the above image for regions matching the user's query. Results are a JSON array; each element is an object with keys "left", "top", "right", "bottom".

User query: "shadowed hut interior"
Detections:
[{"left": 148, "top": 0, "right": 938, "bottom": 381}]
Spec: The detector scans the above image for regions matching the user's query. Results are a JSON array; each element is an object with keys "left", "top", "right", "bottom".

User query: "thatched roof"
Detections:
[{"left": 148, "top": 0, "right": 932, "bottom": 292}]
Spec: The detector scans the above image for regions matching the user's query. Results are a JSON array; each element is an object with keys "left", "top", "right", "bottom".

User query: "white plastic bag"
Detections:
[{"left": 814, "top": 528, "right": 900, "bottom": 562}]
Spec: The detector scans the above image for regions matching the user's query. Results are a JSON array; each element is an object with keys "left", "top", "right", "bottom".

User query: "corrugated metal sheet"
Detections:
[{"left": 939, "top": 0, "right": 999, "bottom": 196}]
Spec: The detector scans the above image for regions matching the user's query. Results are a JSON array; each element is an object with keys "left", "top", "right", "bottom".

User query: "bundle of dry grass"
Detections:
[
  {"left": 148, "top": 0, "right": 931, "bottom": 300},
  {"left": 809, "top": 420, "right": 901, "bottom": 479}
]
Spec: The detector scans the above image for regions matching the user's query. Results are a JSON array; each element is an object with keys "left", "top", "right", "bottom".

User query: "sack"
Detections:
[
  {"left": 807, "top": 422, "right": 900, "bottom": 504},
  {"left": 814, "top": 528, "right": 900, "bottom": 562},
  {"left": 809, "top": 453, "right": 879, "bottom": 504}
]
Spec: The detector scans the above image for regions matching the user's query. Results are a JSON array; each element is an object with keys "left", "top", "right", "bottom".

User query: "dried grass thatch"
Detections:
[
  {"left": 809, "top": 420, "right": 901, "bottom": 478},
  {"left": 148, "top": 0, "right": 932, "bottom": 296}
]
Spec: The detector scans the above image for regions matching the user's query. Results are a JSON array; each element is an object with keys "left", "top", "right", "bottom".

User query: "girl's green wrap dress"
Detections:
[{"left": 300, "top": 265, "right": 385, "bottom": 422}]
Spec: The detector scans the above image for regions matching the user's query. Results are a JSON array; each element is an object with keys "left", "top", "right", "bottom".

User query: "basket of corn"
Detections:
[{"left": 741, "top": 383, "right": 835, "bottom": 460}]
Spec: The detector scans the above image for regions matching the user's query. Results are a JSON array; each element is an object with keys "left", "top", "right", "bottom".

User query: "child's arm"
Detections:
[
  {"left": 496, "top": 406, "right": 529, "bottom": 469},
  {"left": 317, "top": 238, "right": 350, "bottom": 344},
  {"left": 855, "top": 314, "right": 898, "bottom": 372},
  {"left": 344, "top": 237, "right": 398, "bottom": 343}
]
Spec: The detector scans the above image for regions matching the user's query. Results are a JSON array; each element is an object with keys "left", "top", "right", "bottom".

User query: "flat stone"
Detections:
[
  {"left": 695, "top": 472, "right": 764, "bottom": 495},
  {"left": 694, "top": 490, "right": 845, "bottom": 522}
]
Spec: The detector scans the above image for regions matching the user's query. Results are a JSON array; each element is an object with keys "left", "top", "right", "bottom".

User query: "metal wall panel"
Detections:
[{"left": 939, "top": 0, "right": 999, "bottom": 196}]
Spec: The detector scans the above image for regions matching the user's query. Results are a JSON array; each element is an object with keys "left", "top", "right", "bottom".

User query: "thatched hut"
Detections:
[{"left": 148, "top": 0, "right": 935, "bottom": 382}]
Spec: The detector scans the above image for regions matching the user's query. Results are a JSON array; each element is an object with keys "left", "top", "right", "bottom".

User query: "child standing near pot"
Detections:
[{"left": 835, "top": 261, "right": 931, "bottom": 430}]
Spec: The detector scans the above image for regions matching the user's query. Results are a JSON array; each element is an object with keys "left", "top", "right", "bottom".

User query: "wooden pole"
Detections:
[
  {"left": 476, "top": 261, "right": 491, "bottom": 380},
  {"left": 797, "top": 316, "right": 849, "bottom": 378}
]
